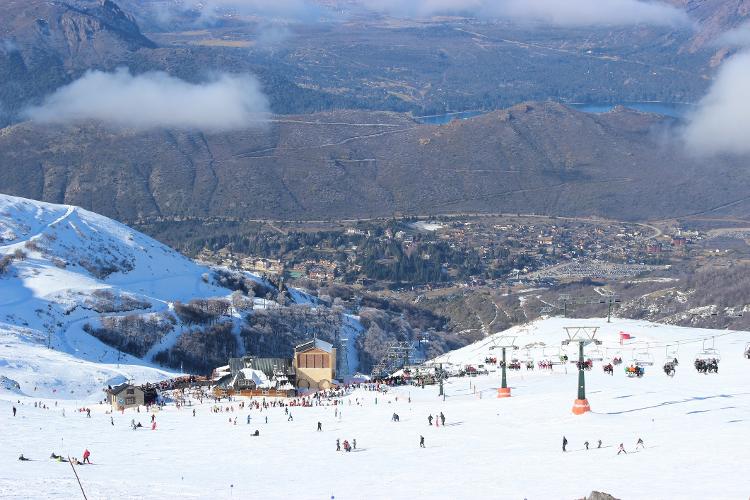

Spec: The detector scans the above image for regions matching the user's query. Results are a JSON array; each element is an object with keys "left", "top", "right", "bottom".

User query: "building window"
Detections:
[
  {"left": 125, "top": 397, "right": 135, "bottom": 405},
  {"left": 126, "top": 389, "right": 134, "bottom": 395}
]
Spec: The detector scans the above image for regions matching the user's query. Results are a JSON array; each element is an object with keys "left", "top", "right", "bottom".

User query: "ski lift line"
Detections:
[{"left": 597, "top": 330, "right": 747, "bottom": 350}]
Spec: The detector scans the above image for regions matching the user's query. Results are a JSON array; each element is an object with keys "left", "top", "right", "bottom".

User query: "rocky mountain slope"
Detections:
[
  {"left": 0, "top": 0, "right": 155, "bottom": 120},
  {"left": 2, "top": 103, "right": 750, "bottom": 227}
]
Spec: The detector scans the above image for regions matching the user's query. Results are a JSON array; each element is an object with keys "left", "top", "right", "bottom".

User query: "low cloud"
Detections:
[
  {"left": 682, "top": 51, "right": 750, "bottom": 156},
  {"left": 23, "top": 68, "right": 270, "bottom": 131},
  {"left": 358, "top": 0, "right": 689, "bottom": 27},
  {"left": 190, "top": 0, "right": 322, "bottom": 23},
  {"left": 715, "top": 22, "right": 750, "bottom": 47},
  {"left": 1, "top": 39, "right": 19, "bottom": 54}
]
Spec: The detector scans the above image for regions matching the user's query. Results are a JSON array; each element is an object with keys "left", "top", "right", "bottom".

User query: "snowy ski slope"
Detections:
[{"left": 0, "top": 316, "right": 748, "bottom": 499}]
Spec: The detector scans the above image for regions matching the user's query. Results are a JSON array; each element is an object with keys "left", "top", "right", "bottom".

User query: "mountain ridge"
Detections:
[{"left": 2, "top": 103, "right": 749, "bottom": 227}]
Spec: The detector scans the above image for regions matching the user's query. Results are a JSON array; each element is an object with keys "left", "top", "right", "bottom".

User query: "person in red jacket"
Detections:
[{"left": 82, "top": 449, "right": 91, "bottom": 464}]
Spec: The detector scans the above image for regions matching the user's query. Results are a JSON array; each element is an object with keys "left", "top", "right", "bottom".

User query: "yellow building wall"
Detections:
[{"left": 294, "top": 348, "right": 336, "bottom": 390}]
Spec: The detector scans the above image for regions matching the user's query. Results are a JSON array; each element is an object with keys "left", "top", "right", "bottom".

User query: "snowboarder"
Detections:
[
  {"left": 420, "top": 435, "right": 425, "bottom": 448},
  {"left": 636, "top": 438, "right": 645, "bottom": 450},
  {"left": 617, "top": 443, "right": 627, "bottom": 455},
  {"left": 584, "top": 441, "right": 589, "bottom": 450},
  {"left": 12, "top": 406, "right": 16, "bottom": 417},
  {"left": 252, "top": 430, "right": 260, "bottom": 436},
  {"left": 317, "top": 421, "right": 322, "bottom": 432},
  {"left": 440, "top": 412, "right": 445, "bottom": 426},
  {"left": 82, "top": 449, "right": 91, "bottom": 464},
  {"left": 392, "top": 413, "right": 400, "bottom": 422},
  {"left": 428, "top": 415, "right": 433, "bottom": 426},
  {"left": 336, "top": 439, "right": 341, "bottom": 451},
  {"left": 562, "top": 436, "right": 568, "bottom": 452},
  {"left": 18, "top": 454, "right": 30, "bottom": 461}
]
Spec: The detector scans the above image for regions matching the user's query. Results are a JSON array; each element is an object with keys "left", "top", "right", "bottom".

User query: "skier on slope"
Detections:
[
  {"left": 12, "top": 406, "right": 16, "bottom": 417},
  {"left": 82, "top": 449, "right": 91, "bottom": 464},
  {"left": 617, "top": 443, "right": 627, "bottom": 455},
  {"left": 584, "top": 441, "right": 589, "bottom": 450},
  {"left": 317, "top": 421, "right": 323, "bottom": 431},
  {"left": 336, "top": 439, "right": 341, "bottom": 451},
  {"left": 562, "top": 436, "right": 568, "bottom": 452},
  {"left": 598, "top": 440, "right": 602, "bottom": 449},
  {"left": 428, "top": 415, "right": 433, "bottom": 426},
  {"left": 636, "top": 438, "right": 645, "bottom": 450},
  {"left": 420, "top": 436, "right": 425, "bottom": 448},
  {"left": 440, "top": 412, "right": 445, "bottom": 426}
]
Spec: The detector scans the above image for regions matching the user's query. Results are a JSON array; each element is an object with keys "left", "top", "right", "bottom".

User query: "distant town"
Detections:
[{"left": 195, "top": 214, "right": 708, "bottom": 292}]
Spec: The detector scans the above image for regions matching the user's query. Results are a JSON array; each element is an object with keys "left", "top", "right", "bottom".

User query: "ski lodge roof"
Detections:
[{"left": 295, "top": 338, "right": 333, "bottom": 353}]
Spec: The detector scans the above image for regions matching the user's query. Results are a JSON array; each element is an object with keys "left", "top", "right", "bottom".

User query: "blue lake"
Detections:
[
  {"left": 416, "top": 101, "right": 692, "bottom": 124},
  {"left": 568, "top": 102, "right": 692, "bottom": 118}
]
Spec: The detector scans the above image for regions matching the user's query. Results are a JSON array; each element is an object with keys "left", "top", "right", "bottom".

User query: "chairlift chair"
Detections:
[
  {"left": 634, "top": 348, "right": 654, "bottom": 367},
  {"left": 542, "top": 346, "right": 564, "bottom": 365},
  {"left": 696, "top": 338, "right": 721, "bottom": 362},
  {"left": 587, "top": 345, "right": 605, "bottom": 362},
  {"left": 664, "top": 344, "right": 679, "bottom": 364}
]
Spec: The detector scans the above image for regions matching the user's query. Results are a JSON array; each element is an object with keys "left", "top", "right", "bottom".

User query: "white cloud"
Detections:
[
  {"left": 715, "top": 22, "right": 750, "bottom": 47},
  {"left": 358, "top": 0, "right": 689, "bottom": 27},
  {"left": 682, "top": 51, "right": 750, "bottom": 156},
  {"left": 23, "top": 68, "right": 270, "bottom": 131},
  {"left": 190, "top": 0, "right": 322, "bottom": 23}
]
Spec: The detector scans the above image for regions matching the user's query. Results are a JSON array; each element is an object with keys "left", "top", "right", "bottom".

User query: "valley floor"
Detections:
[{"left": 1, "top": 318, "right": 749, "bottom": 499}]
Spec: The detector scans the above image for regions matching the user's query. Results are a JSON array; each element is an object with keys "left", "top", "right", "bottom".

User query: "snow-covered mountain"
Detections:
[
  {"left": 0, "top": 194, "right": 244, "bottom": 399},
  {"left": 0, "top": 194, "right": 367, "bottom": 400}
]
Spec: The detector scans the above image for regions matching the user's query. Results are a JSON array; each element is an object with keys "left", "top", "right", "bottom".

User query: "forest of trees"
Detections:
[
  {"left": 83, "top": 313, "right": 175, "bottom": 358},
  {"left": 240, "top": 304, "right": 342, "bottom": 358},
  {"left": 154, "top": 322, "right": 238, "bottom": 374}
]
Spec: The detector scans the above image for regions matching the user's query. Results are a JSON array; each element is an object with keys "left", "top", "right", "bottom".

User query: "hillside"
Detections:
[
  {"left": 0, "top": 193, "right": 244, "bottom": 397},
  {"left": 2, "top": 103, "right": 750, "bottom": 228},
  {"left": 0, "top": 0, "right": 154, "bottom": 120}
]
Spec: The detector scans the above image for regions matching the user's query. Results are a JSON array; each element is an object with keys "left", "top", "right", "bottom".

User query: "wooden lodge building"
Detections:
[
  {"left": 212, "top": 338, "right": 338, "bottom": 396},
  {"left": 108, "top": 383, "right": 145, "bottom": 410},
  {"left": 293, "top": 338, "right": 337, "bottom": 391}
]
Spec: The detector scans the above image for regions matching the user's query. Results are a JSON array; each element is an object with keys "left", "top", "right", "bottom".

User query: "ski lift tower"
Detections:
[
  {"left": 562, "top": 327, "right": 601, "bottom": 415},
  {"left": 489, "top": 336, "right": 518, "bottom": 398}
]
